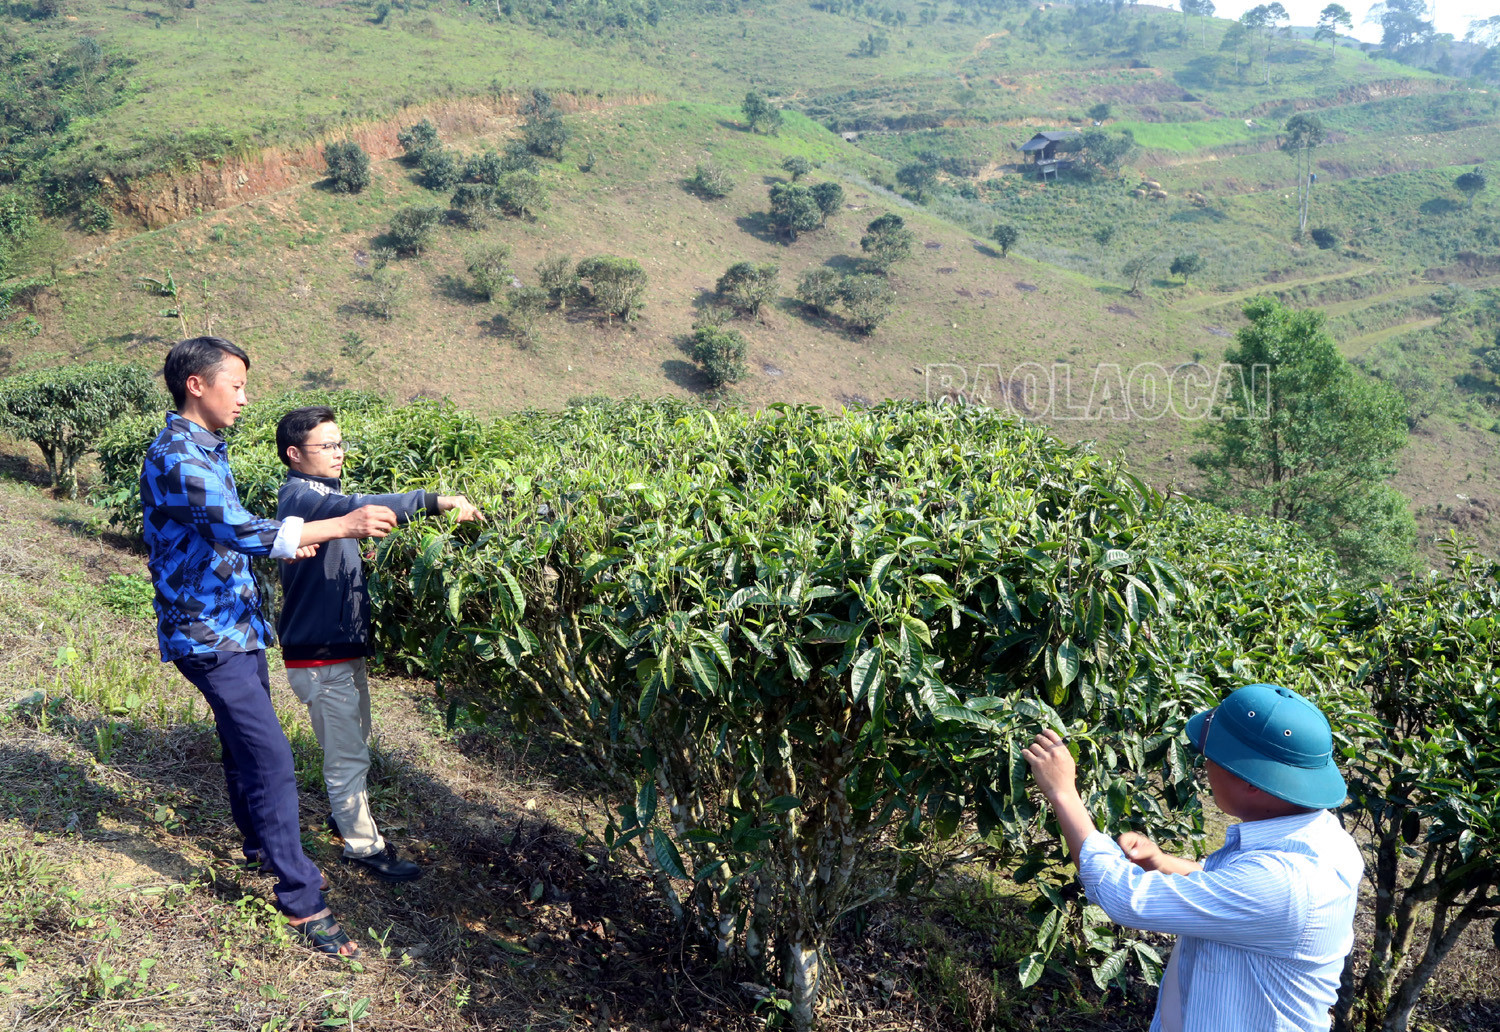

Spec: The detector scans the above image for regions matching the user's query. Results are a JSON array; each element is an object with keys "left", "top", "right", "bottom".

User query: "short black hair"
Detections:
[
  {"left": 276, "top": 406, "right": 336, "bottom": 467},
  {"left": 162, "top": 336, "right": 251, "bottom": 409}
]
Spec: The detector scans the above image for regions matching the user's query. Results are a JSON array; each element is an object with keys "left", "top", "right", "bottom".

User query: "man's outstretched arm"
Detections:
[{"left": 1022, "top": 729, "right": 1202, "bottom": 875}]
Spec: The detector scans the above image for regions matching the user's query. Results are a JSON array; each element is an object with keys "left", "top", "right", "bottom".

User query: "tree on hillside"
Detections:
[
  {"left": 716, "top": 261, "right": 780, "bottom": 317},
  {"left": 1455, "top": 168, "right": 1487, "bottom": 209},
  {"left": 795, "top": 268, "right": 843, "bottom": 317},
  {"left": 838, "top": 273, "right": 896, "bottom": 333},
  {"left": 1182, "top": 0, "right": 1216, "bottom": 47},
  {"left": 690, "top": 325, "right": 749, "bottom": 390},
  {"left": 687, "top": 162, "right": 735, "bottom": 199},
  {"left": 1078, "top": 128, "right": 1137, "bottom": 176},
  {"left": 419, "top": 148, "right": 461, "bottom": 191},
  {"left": 781, "top": 156, "right": 812, "bottom": 182},
  {"left": 323, "top": 141, "right": 371, "bottom": 193},
  {"left": 1315, "top": 3, "right": 1353, "bottom": 54},
  {"left": 810, "top": 181, "right": 844, "bottom": 226},
  {"left": 521, "top": 89, "right": 570, "bottom": 160},
  {"left": 1281, "top": 113, "right": 1326, "bottom": 235},
  {"left": 0, "top": 363, "right": 158, "bottom": 498},
  {"left": 397, "top": 120, "right": 439, "bottom": 163},
  {"left": 387, "top": 205, "right": 445, "bottom": 255},
  {"left": 576, "top": 255, "right": 647, "bottom": 323},
  {"left": 1219, "top": 19, "right": 1252, "bottom": 77},
  {"left": 742, "top": 92, "right": 784, "bottom": 136},
  {"left": 1122, "top": 252, "right": 1155, "bottom": 296},
  {"left": 466, "top": 242, "right": 514, "bottom": 302},
  {"left": 1170, "top": 252, "right": 1204, "bottom": 284},
  {"left": 1086, "top": 102, "right": 1111, "bottom": 124},
  {"left": 1240, "top": 3, "right": 1289, "bottom": 86},
  {"left": 1191, "top": 298, "right": 1414, "bottom": 578},
  {"left": 860, "top": 213, "right": 915, "bottom": 273},
  {"left": 768, "top": 184, "right": 822, "bottom": 242},
  {"left": 1370, "top": 0, "right": 1433, "bottom": 54},
  {"left": 991, "top": 223, "right": 1018, "bottom": 257},
  {"left": 896, "top": 161, "right": 938, "bottom": 201}
]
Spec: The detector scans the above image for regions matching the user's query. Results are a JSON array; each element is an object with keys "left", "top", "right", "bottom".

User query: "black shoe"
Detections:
[
  {"left": 325, "top": 814, "right": 343, "bottom": 840},
  {"left": 341, "top": 844, "right": 422, "bottom": 882}
]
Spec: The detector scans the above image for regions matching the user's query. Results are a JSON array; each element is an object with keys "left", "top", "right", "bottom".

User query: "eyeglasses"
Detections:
[{"left": 301, "top": 441, "right": 349, "bottom": 454}]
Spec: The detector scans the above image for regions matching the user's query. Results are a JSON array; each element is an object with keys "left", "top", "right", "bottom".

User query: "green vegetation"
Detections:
[
  {"left": 1192, "top": 299, "right": 1415, "bottom": 579},
  {"left": 0, "top": 363, "right": 158, "bottom": 498},
  {"left": 689, "top": 324, "right": 748, "bottom": 389},
  {"left": 860, "top": 213, "right": 914, "bottom": 273},
  {"left": 466, "top": 242, "right": 514, "bottom": 303},
  {"left": 576, "top": 255, "right": 647, "bottom": 323},
  {"left": 742, "top": 91, "right": 784, "bottom": 136},
  {"left": 82, "top": 393, "right": 1500, "bottom": 1032},
  {"left": 991, "top": 223, "right": 1018, "bottom": 258},
  {"left": 715, "top": 261, "right": 779, "bottom": 318},
  {"left": 323, "top": 140, "right": 371, "bottom": 194},
  {"left": 386, "top": 204, "right": 445, "bottom": 256},
  {"left": 686, "top": 161, "right": 735, "bottom": 199}
]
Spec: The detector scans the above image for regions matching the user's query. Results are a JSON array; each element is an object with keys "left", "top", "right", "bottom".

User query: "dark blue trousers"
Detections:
[{"left": 174, "top": 649, "right": 325, "bottom": 918}]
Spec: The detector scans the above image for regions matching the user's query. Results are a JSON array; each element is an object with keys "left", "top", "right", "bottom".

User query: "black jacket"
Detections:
[{"left": 275, "top": 472, "right": 437, "bottom": 661}]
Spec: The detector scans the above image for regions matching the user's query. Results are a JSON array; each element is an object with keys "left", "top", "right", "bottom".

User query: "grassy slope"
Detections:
[{"left": 4, "top": 0, "right": 1500, "bottom": 559}]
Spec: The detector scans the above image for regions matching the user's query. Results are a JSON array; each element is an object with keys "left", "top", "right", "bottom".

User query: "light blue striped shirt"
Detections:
[{"left": 1078, "top": 809, "right": 1363, "bottom": 1032}]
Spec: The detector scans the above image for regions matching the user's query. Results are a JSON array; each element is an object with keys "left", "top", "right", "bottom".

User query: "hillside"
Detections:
[{"left": 1, "top": 0, "right": 1499, "bottom": 560}]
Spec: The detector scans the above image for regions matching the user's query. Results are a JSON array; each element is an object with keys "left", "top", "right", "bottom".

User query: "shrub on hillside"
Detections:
[
  {"left": 686, "top": 162, "right": 735, "bottom": 200},
  {"left": 690, "top": 324, "right": 749, "bottom": 389},
  {"left": 387, "top": 204, "right": 444, "bottom": 255},
  {"left": 0, "top": 362, "right": 158, "bottom": 498},
  {"left": 466, "top": 242, "right": 514, "bottom": 302},
  {"left": 838, "top": 272, "right": 896, "bottom": 332},
  {"left": 860, "top": 213, "right": 914, "bottom": 272},
  {"left": 810, "top": 181, "right": 844, "bottom": 225},
  {"left": 505, "top": 285, "right": 550, "bottom": 344},
  {"left": 768, "top": 183, "right": 821, "bottom": 241},
  {"left": 536, "top": 254, "right": 577, "bottom": 309},
  {"left": 397, "top": 119, "right": 439, "bottom": 163},
  {"left": 419, "top": 149, "right": 461, "bottom": 192},
  {"left": 991, "top": 223, "right": 1019, "bottom": 257},
  {"left": 741, "top": 91, "right": 783, "bottom": 135},
  {"left": 450, "top": 183, "right": 497, "bottom": 228},
  {"left": 781, "top": 156, "right": 812, "bottom": 182},
  {"left": 361, "top": 266, "right": 407, "bottom": 320},
  {"left": 366, "top": 400, "right": 1244, "bottom": 1028},
  {"left": 521, "top": 89, "right": 569, "bottom": 160},
  {"left": 493, "top": 171, "right": 548, "bottom": 219},
  {"left": 794, "top": 267, "right": 843, "bottom": 317},
  {"left": 576, "top": 255, "right": 647, "bottom": 323},
  {"left": 323, "top": 140, "right": 371, "bottom": 193},
  {"left": 462, "top": 150, "right": 506, "bottom": 187},
  {"left": 715, "top": 261, "right": 779, "bottom": 317}
]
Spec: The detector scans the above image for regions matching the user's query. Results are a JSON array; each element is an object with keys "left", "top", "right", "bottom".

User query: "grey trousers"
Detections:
[{"left": 285, "top": 659, "right": 386, "bottom": 859}]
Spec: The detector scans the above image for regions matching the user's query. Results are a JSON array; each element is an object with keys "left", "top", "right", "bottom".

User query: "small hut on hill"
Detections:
[{"left": 1020, "top": 130, "right": 1080, "bottom": 180}]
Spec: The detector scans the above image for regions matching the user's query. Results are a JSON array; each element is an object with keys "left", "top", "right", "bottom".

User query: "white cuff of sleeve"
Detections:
[{"left": 269, "top": 516, "right": 304, "bottom": 560}]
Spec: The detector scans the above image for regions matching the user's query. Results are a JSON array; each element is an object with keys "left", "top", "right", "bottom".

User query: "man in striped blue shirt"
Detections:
[{"left": 1023, "top": 683, "right": 1363, "bottom": 1032}]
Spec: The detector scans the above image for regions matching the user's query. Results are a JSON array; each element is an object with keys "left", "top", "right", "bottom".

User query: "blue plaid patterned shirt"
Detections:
[
  {"left": 1079, "top": 809, "right": 1363, "bottom": 1032},
  {"left": 141, "top": 413, "right": 303, "bottom": 662}
]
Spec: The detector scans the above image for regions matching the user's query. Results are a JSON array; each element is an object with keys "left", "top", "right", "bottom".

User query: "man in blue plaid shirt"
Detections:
[{"left": 142, "top": 336, "right": 399, "bottom": 958}]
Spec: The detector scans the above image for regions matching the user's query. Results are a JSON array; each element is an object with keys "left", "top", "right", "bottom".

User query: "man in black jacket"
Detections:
[{"left": 275, "top": 406, "right": 478, "bottom": 881}]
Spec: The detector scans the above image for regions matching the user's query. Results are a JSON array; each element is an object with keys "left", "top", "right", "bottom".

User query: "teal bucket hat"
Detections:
[{"left": 1184, "top": 683, "right": 1348, "bottom": 810}]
